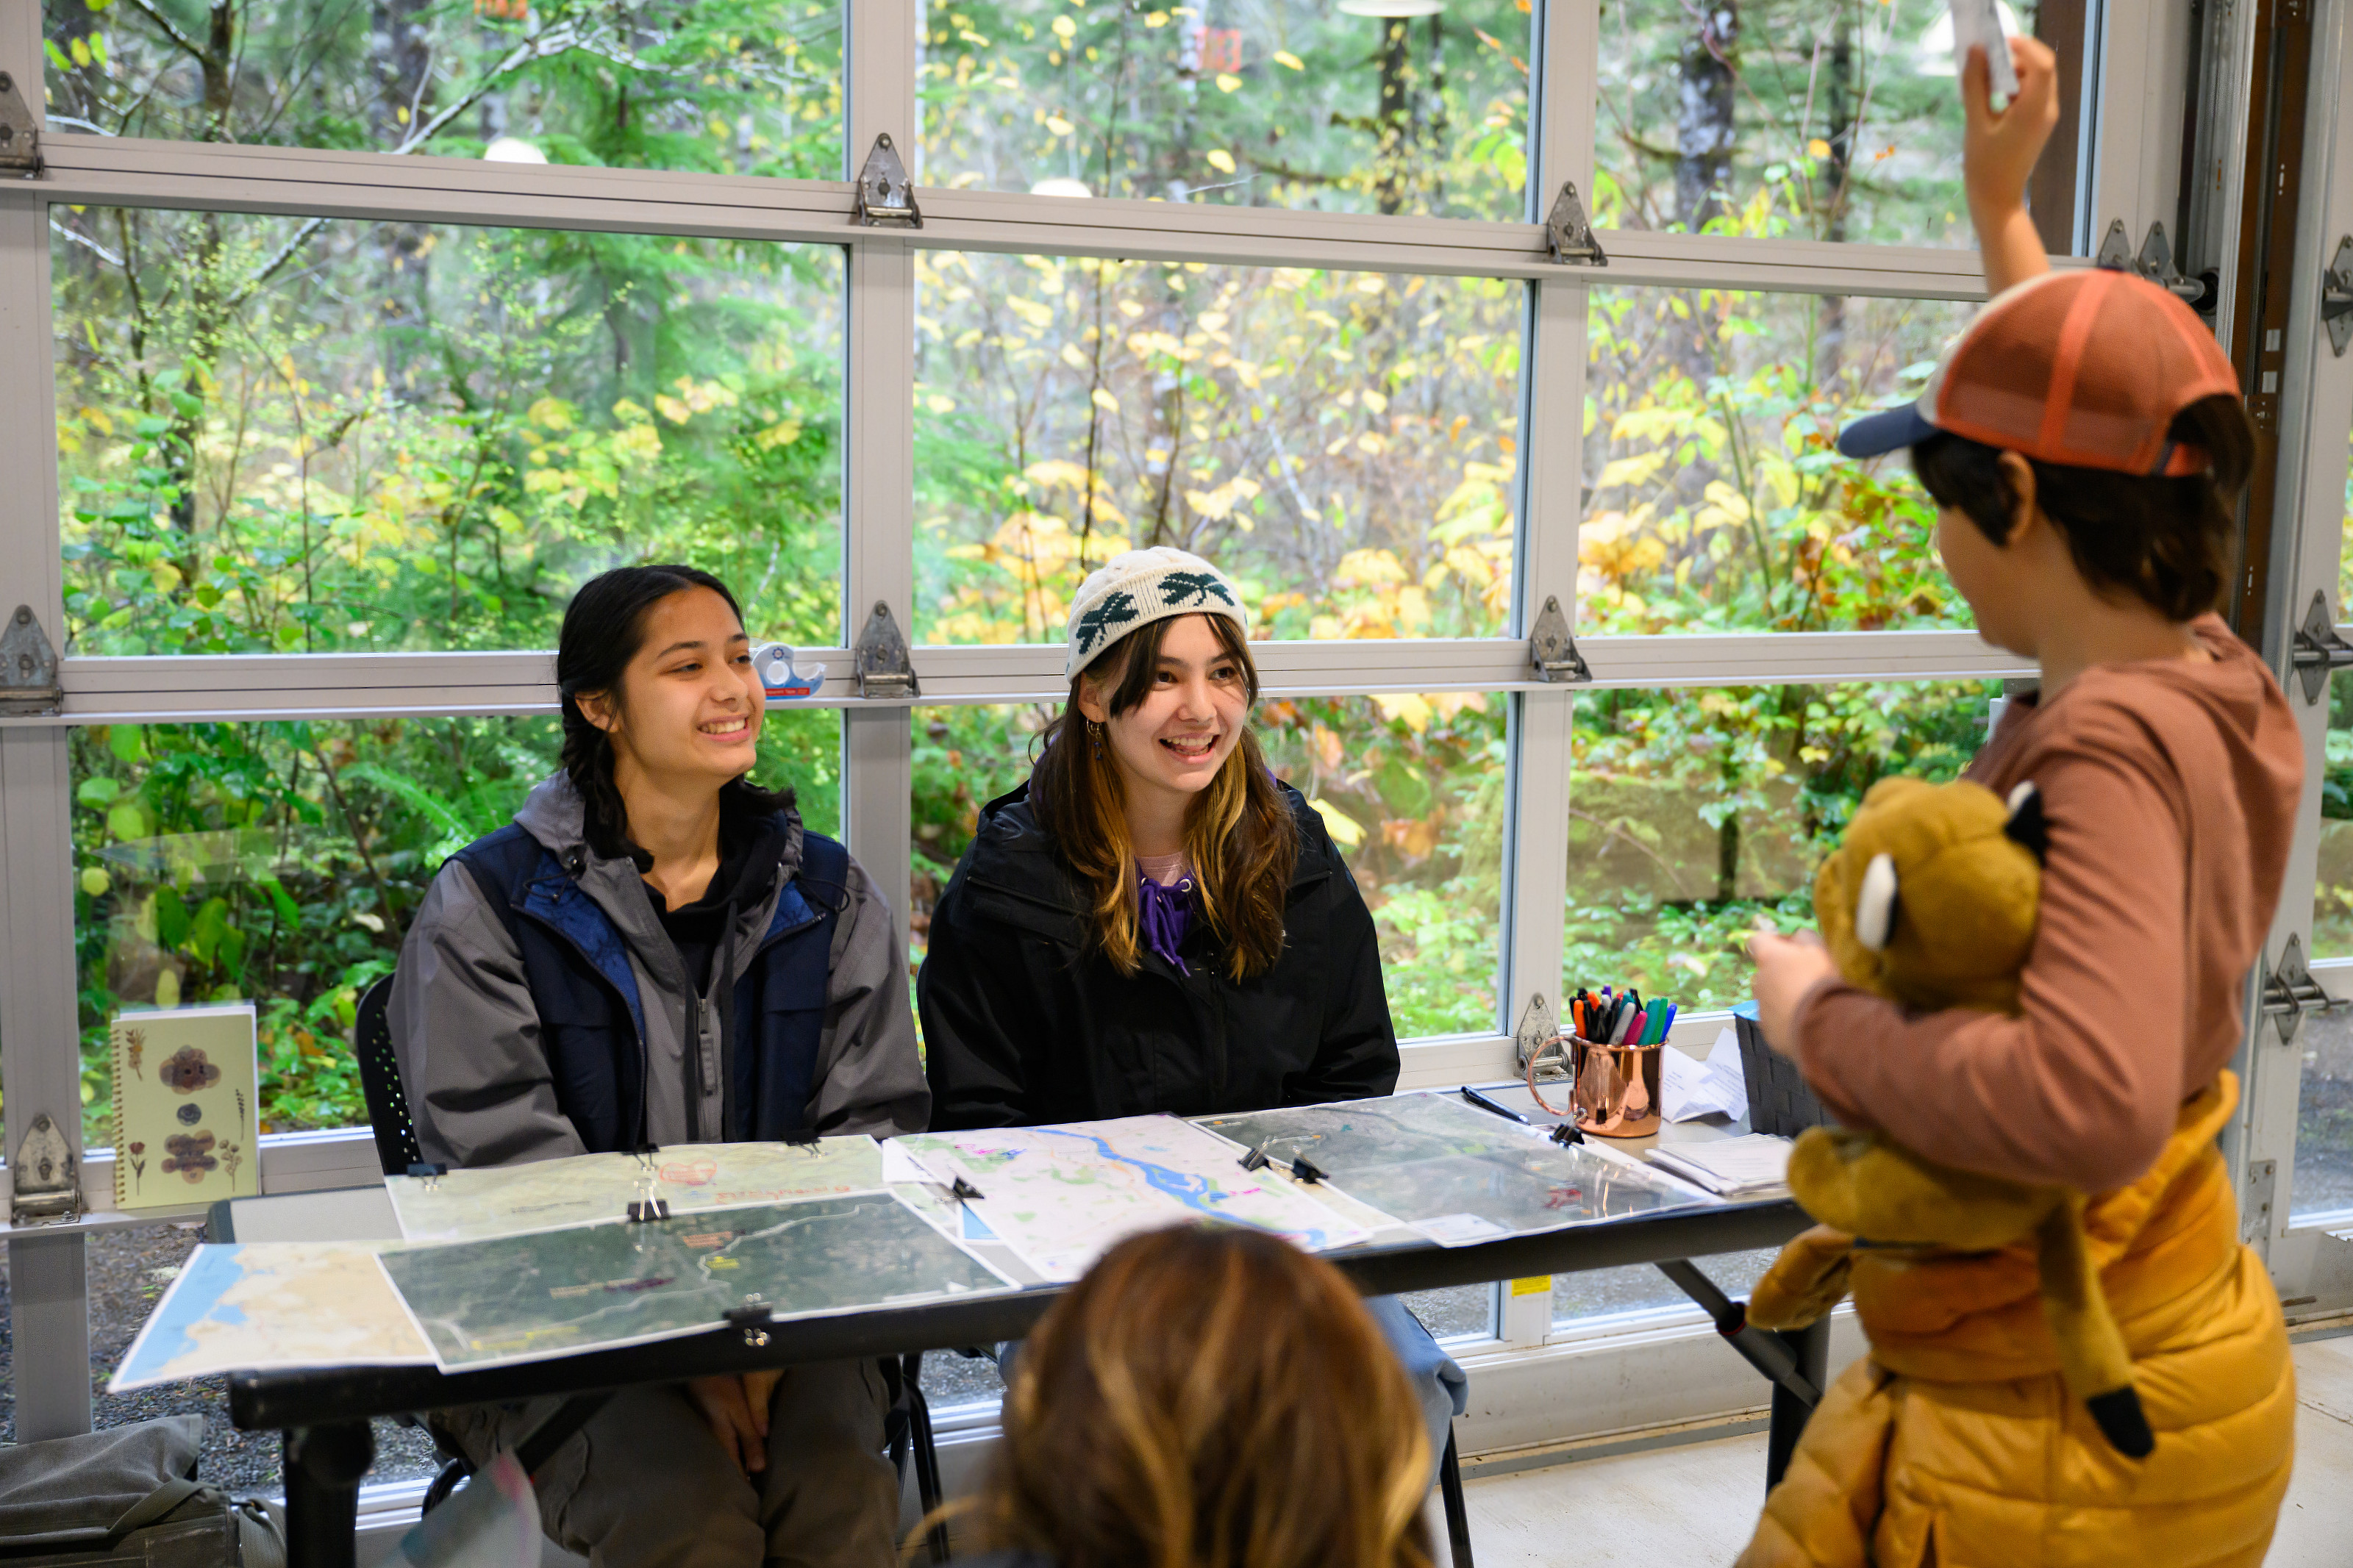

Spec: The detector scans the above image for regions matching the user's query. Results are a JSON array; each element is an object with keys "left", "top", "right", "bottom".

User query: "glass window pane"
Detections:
[
  {"left": 1582, "top": 288, "right": 1977, "bottom": 637},
  {"left": 918, "top": 1, "right": 1531, "bottom": 220},
  {"left": 915, "top": 254, "right": 1522, "bottom": 643},
  {"left": 74, "top": 712, "right": 840, "bottom": 1147},
  {"left": 44, "top": 1, "right": 842, "bottom": 176},
  {"left": 1554, "top": 1246, "right": 1779, "bottom": 1326},
  {"left": 9, "top": 1224, "right": 446, "bottom": 1483},
  {"left": 1596, "top": 0, "right": 2083, "bottom": 248},
  {"left": 1567, "top": 679, "right": 2002, "bottom": 1012},
  {"left": 56, "top": 209, "right": 843, "bottom": 656},
  {"left": 912, "top": 691, "right": 1503, "bottom": 1042},
  {"left": 2292, "top": 1001, "right": 2353, "bottom": 1223}
]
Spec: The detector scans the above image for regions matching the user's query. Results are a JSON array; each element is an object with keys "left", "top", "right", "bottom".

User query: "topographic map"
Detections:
[
  {"left": 891, "top": 1115, "right": 1371, "bottom": 1281},
  {"left": 384, "top": 1137, "right": 885, "bottom": 1243},
  {"left": 1197, "top": 1092, "right": 1710, "bottom": 1245},
  {"left": 111, "top": 1242, "right": 432, "bottom": 1392},
  {"left": 377, "top": 1191, "right": 1012, "bottom": 1370}
]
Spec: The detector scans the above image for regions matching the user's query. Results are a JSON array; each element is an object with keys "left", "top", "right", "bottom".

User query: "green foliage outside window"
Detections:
[{"left": 42, "top": 0, "right": 2004, "bottom": 1141}]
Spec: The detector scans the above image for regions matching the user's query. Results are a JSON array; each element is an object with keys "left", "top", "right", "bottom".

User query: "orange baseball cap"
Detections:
[{"left": 1838, "top": 268, "right": 2242, "bottom": 476}]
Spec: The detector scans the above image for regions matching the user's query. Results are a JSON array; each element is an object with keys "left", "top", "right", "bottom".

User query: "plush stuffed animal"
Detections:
[{"left": 1748, "top": 775, "right": 2155, "bottom": 1458}]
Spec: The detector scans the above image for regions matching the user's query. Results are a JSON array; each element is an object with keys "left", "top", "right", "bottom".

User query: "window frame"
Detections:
[{"left": 0, "top": 0, "right": 2251, "bottom": 1453}]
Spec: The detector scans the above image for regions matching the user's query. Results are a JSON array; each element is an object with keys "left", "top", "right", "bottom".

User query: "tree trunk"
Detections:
[
  {"left": 371, "top": 0, "right": 433, "bottom": 148},
  {"left": 1817, "top": 21, "right": 1852, "bottom": 386},
  {"left": 1716, "top": 811, "right": 1740, "bottom": 903},
  {"left": 1674, "top": 1, "right": 1738, "bottom": 233}
]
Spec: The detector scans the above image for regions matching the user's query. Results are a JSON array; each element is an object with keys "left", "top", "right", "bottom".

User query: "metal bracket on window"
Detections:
[
  {"left": 1515, "top": 992, "right": 1569, "bottom": 1079},
  {"left": 10, "top": 1113, "right": 82, "bottom": 1225},
  {"left": 0, "top": 71, "right": 40, "bottom": 179},
  {"left": 2260, "top": 934, "right": 2346, "bottom": 1045},
  {"left": 2095, "top": 219, "right": 2205, "bottom": 304},
  {"left": 1527, "top": 595, "right": 1590, "bottom": 684},
  {"left": 851, "top": 601, "right": 921, "bottom": 701},
  {"left": 1542, "top": 182, "right": 1607, "bottom": 267},
  {"left": 2324, "top": 237, "right": 2353, "bottom": 356},
  {"left": 851, "top": 134, "right": 922, "bottom": 229},
  {"left": 2290, "top": 590, "right": 2353, "bottom": 703},
  {"left": 2241, "top": 1159, "right": 2276, "bottom": 1248},
  {"left": 0, "top": 606, "right": 62, "bottom": 717}
]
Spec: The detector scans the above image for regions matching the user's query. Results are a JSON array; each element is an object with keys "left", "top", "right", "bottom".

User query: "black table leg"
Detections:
[
  {"left": 1762, "top": 1317, "right": 1832, "bottom": 1492},
  {"left": 284, "top": 1420, "right": 375, "bottom": 1568}
]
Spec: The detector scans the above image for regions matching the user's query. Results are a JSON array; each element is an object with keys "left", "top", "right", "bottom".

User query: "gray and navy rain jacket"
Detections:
[{"left": 390, "top": 773, "right": 926, "bottom": 1167}]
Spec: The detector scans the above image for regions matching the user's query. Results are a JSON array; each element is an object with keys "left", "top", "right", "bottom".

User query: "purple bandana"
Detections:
[{"left": 1137, "top": 873, "right": 1197, "bottom": 975}]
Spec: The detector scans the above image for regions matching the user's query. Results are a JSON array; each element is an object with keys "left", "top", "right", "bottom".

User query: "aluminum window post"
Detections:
[
  {"left": 1496, "top": 0, "right": 1599, "bottom": 1353},
  {"left": 2232, "top": 0, "right": 2353, "bottom": 1258},
  {"left": 0, "top": 0, "right": 93, "bottom": 1440},
  {"left": 843, "top": 0, "right": 920, "bottom": 964}
]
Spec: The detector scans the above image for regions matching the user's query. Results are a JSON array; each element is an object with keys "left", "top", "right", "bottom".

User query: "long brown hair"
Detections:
[
  {"left": 1029, "top": 614, "right": 1298, "bottom": 978},
  {"left": 946, "top": 1225, "right": 1434, "bottom": 1568}
]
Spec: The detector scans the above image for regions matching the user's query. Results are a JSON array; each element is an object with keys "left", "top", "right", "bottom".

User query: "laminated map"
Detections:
[
  {"left": 110, "top": 1242, "right": 432, "bottom": 1392},
  {"left": 1197, "top": 1092, "right": 1712, "bottom": 1246},
  {"left": 376, "top": 1190, "right": 1013, "bottom": 1371},
  {"left": 890, "top": 1115, "right": 1372, "bottom": 1281},
  {"left": 384, "top": 1137, "right": 885, "bottom": 1243}
]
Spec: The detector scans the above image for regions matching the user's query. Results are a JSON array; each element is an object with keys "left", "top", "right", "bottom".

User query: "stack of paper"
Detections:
[{"left": 1646, "top": 1134, "right": 1793, "bottom": 1197}]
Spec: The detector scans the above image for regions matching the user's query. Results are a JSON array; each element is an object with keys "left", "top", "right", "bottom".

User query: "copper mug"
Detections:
[{"left": 1570, "top": 1035, "right": 1664, "bottom": 1139}]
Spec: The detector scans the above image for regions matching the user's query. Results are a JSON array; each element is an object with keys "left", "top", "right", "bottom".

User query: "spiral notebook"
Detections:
[{"left": 111, "top": 1003, "right": 262, "bottom": 1211}]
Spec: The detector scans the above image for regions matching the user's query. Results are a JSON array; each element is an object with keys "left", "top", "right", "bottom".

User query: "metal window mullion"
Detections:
[
  {"left": 38, "top": 135, "right": 2046, "bottom": 301},
  {"left": 841, "top": 0, "right": 918, "bottom": 958},
  {"left": 2084, "top": 0, "right": 2193, "bottom": 257},
  {"left": 1, "top": 0, "right": 93, "bottom": 1442},
  {"left": 2238, "top": 0, "right": 2353, "bottom": 1255}
]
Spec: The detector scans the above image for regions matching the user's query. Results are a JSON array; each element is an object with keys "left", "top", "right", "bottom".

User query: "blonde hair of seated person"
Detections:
[{"left": 938, "top": 1225, "right": 1433, "bottom": 1568}]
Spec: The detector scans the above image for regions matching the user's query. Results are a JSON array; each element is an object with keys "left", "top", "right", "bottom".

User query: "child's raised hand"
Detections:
[
  {"left": 1749, "top": 928, "right": 1838, "bottom": 1057},
  {"left": 1963, "top": 36, "right": 2061, "bottom": 225},
  {"left": 1963, "top": 35, "right": 2061, "bottom": 296}
]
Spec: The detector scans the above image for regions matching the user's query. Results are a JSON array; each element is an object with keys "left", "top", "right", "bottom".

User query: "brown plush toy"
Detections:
[{"left": 1748, "top": 774, "right": 2155, "bottom": 1458}]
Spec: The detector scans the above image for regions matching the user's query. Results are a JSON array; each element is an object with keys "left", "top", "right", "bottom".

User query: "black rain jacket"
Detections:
[{"left": 918, "top": 780, "right": 1401, "bottom": 1131}]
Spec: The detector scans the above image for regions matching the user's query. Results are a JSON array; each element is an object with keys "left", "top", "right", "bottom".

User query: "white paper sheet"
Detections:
[
  {"left": 1662, "top": 1028, "right": 1751, "bottom": 1123},
  {"left": 1949, "top": 0, "right": 2021, "bottom": 98}
]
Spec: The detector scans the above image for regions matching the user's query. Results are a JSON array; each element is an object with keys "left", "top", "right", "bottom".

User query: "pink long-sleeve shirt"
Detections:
[{"left": 1790, "top": 614, "right": 2304, "bottom": 1193}]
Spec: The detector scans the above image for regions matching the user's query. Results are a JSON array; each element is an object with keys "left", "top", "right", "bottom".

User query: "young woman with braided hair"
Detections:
[{"left": 391, "top": 563, "right": 925, "bottom": 1568}]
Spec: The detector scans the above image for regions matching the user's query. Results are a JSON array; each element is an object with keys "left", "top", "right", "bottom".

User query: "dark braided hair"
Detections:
[{"left": 557, "top": 565, "right": 794, "bottom": 859}]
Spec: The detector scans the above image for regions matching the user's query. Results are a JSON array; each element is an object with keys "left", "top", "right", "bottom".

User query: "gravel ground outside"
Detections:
[{"left": 0, "top": 1225, "right": 443, "bottom": 1492}]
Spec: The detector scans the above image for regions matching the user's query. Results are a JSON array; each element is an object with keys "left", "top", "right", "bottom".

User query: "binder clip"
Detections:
[
  {"left": 1288, "top": 1155, "right": 1328, "bottom": 1185},
  {"left": 1549, "top": 1123, "right": 1585, "bottom": 1147},
  {"left": 726, "top": 1298, "right": 773, "bottom": 1349},
  {"left": 1239, "top": 1144, "right": 1274, "bottom": 1175},
  {"left": 628, "top": 1148, "right": 671, "bottom": 1222},
  {"left": 949, "top": 1176, "right": 985, "bottom": 1203},
  {"left": 406, "top": 1161, "right": 447, "bottom": 1190},
  {"left": 782, "top": 1125, "right": 821, "bottom": 1150}
]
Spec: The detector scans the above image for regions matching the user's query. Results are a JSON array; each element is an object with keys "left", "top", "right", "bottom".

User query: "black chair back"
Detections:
[{"left": 351, "top": 973, "right": 421, "bottom": 1176}]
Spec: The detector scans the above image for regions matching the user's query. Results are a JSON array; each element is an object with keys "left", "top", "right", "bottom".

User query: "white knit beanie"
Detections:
[{"left": 1064, "top": 548, "right": 1249, "bottom": 678}]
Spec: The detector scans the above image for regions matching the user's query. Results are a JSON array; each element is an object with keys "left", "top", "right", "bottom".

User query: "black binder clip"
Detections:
[
  {"left": 1549, "top": 1123, "right": 1585, "bottom": 1147},
  {"left": 726, "top": 1299, "right": 774, "bottom": 1348},
  {"left": 628, "top": 1196, "right": 671, "bottom": 1222},
  {"left": 1288, "top": 1155, "right": 1328, "bottom": 1185},
  {"left": 949, "top": 1176, "right": 985, "bottom": 1203},
  {"left": 1239, "top": 1145, "right": 1274, "bottom": 1175},
  {"left": 782, "top": 1126, "right": 821, "bottom": 1150},
  {"left": 405, "top": 1161, "right": 447, "bottom": 1191}
]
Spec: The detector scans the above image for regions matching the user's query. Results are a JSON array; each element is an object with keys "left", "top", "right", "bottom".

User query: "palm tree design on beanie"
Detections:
[
  {"left": 1074, "top": 590, "right": 1140, "bottom": 657},
  {"left": 1159, "top": 572, "right": 1235, "bottom": 609}
]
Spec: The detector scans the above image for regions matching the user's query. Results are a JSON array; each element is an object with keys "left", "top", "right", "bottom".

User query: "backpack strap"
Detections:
[{"left": 104, "top": 1478, "right": 210, "bottom": 1542}]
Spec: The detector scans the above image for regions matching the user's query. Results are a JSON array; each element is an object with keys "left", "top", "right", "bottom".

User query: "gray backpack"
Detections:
[{"left": 0, "top": 1417, "right": 284, "bottom": 1568}]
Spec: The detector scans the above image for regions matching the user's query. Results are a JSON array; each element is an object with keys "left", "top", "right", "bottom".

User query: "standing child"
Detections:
[{"left": 1743, "top": 36, "right": 2302, "bottom": 1568}]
